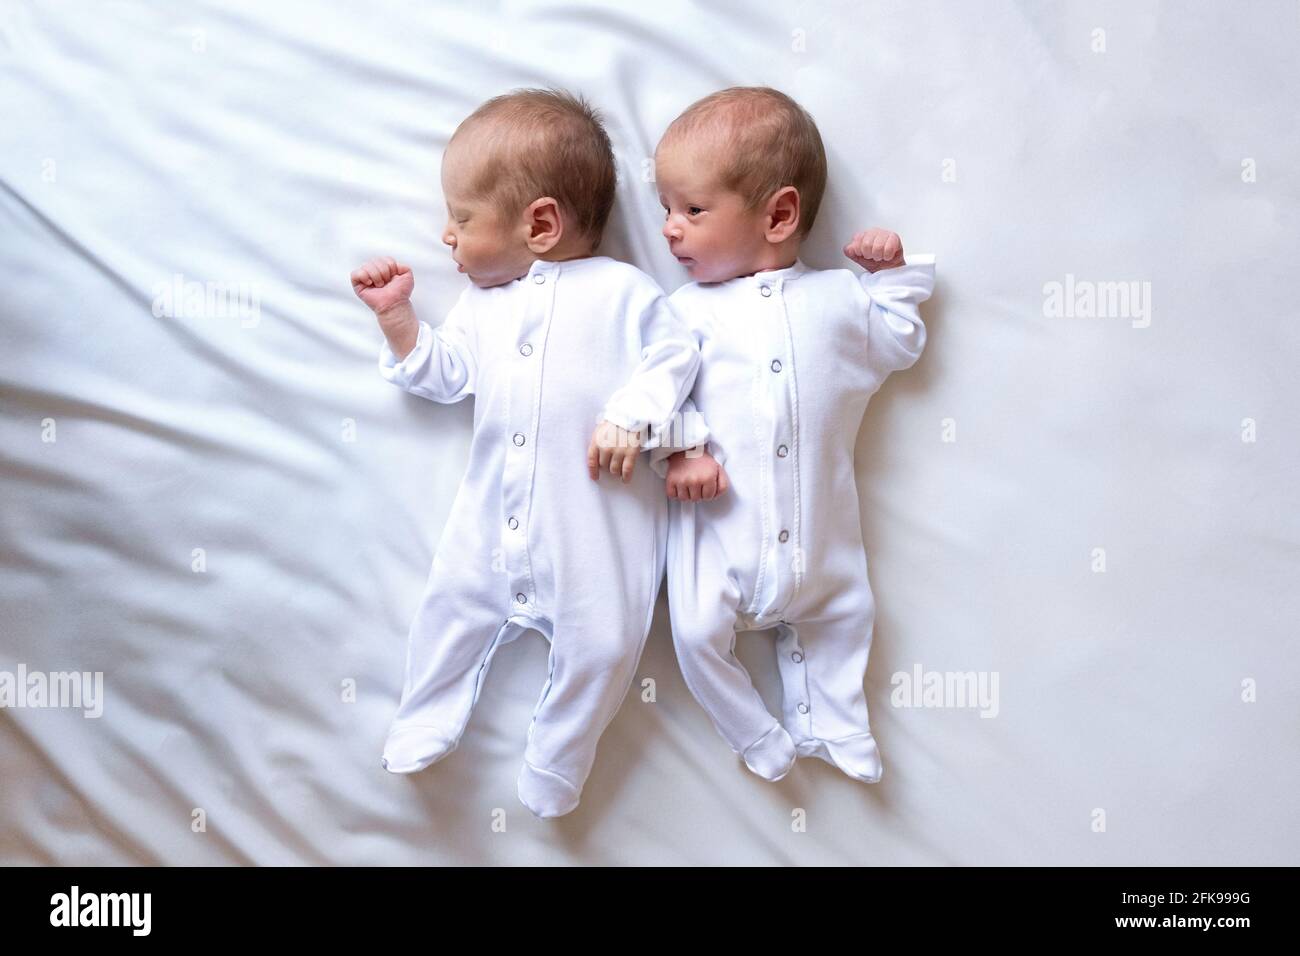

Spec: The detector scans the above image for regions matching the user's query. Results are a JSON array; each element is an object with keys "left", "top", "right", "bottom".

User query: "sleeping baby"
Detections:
[
  {"left": 351, "top": 88, "right": 704, "bottom": 818},
  {"left": 651, "top": 87, "right": 936, "bottom": 784}
]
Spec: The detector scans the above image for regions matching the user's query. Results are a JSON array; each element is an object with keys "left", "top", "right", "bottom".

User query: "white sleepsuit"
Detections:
[
  {"left": 378, "top": 255, "right": 703, "bottom": 818},
  {"left": 653, "top": 255, "right": 936, "bottom": 784}
]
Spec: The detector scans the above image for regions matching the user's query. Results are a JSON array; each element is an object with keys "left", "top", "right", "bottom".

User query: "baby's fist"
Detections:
[
  {"left": 844, "top": 228, "right": 905, "bottom": 273},
  {"left": 587, "top": 420, "right": 643, "bottom": 483},
  {"left": 351, "top": 257, "right": 414, "bottom": 315},
  {"left": 666, "top": 449, "right": 729, "bottom": 501}
]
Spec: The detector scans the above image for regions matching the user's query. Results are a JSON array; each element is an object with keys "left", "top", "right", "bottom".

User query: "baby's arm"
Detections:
[
  {"left": 351, "top": 256, "right": 477, "bottom": 403},
  {"left": 844, "top": 228, "right": 936, "bottom": 376},
  {"left": 640, "top": 297, "right": 727, "bottom": 499},
  {"left": 637, "top": 292, "right": 726, "bottom": 499},
  {"left": 352, "top": 257, "right": 418, "bottom": 357},
  {"left": 647, "top": 393, "right": 728, "bottom": 500},
  {"left": 588, "top": 287, "right": 703, "bottom": 483}
]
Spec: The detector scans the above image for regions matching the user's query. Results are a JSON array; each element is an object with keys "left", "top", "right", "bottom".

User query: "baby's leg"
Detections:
[
  {"left": 381, "top": 555, "right": 518, "bottom": 774},
  {"left": 778, "top": 603, "right": 883, "bottom": 783},
  {"left": 515, "top": 606, "right": 649, "bottom": 818},
  {"left": 670, "top": 503, "right": 796, "bottom": 782}
]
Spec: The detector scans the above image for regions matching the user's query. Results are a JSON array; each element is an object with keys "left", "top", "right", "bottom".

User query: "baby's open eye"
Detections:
[{"left": 687, "top": 206, "right": 703, "bottom": 216}]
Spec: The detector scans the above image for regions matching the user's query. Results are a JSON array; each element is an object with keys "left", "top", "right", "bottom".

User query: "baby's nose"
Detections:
[{"left": 662, "top": 219, "right": 680, "bottom": 241}]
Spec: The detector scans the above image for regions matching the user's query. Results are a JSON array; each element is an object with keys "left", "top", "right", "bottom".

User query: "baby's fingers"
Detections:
[
  {"left": 586, "top": 437, "right": 600, "bottom": 481},
  {"left": 716, "top": 466, "right": 730, "bottom": 496}
]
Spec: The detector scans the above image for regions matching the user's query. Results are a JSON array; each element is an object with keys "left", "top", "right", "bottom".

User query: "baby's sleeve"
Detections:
[
  {"left": 857, "top": 253, "right": 936, "bottom": 378},
  {"left": 599, "top": 286, "right": 707, "bottom": 475},
  {"left": 378, "top": 288, "right": 478, "bottom": 403},
  {"left": 642, "top": 292, "right": 716, "bottom": 479},
  {"left": 644, "top": 395, "right": 713, "bottom": 480}
]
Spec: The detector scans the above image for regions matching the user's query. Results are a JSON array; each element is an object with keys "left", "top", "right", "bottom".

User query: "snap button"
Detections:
[
  {"left": 507, "top": 516, "right": 519, "bottom": 530},
  {"left": 778, "top": 529, "right": 789, "bottom": 543},
  {"left": 792, "top": 651, "right": 804, "bottom": 663},
  {"left": 770, "top": 359, "right": 782, "bottom": 373},
  {"left": 513, "top": 433, "right": 526, "bottom": 446},
  {"left": 760, "top": 286, "right": 772, "bottom": 297},
  {"left": 519, "top": 343, "right": 533, "bottom": 356},
  {"left": 797, "top": 702, "right": 809, "bottom": 714},
  {"left": 776, "top": 444, "right": 788, "bottom": 458},
  {"left": 515, "top": 592, "right": 527, "bottom": 604},
  {"left": 533, "top": 273, "right": 545, "bottom": 284}
]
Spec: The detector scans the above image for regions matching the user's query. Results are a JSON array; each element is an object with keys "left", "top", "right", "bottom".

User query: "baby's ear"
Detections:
[
  {"left": 765, "top": 186, "right": 802, "bottom": 243},
  {"left": 525, "top": 197, "right": 564, "bottom": 253}
]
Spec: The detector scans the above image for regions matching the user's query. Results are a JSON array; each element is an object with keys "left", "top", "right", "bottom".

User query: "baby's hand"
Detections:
[
  {"left": 844, "top": 228, "right": 905, "bottom": 273},
  {"left": 587, "top": 420, "right": 643, "bottom": 483},
  {"left": 351, "top": 256, "right": 414, "bottom": 315},
  {"left": 666, "top": 449, "right": 729, "bottom": 501}
]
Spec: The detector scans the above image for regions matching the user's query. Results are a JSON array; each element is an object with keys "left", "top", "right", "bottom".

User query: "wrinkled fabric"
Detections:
[{"left": 2, "top": 0, "right": 1296, "bottom": 865}]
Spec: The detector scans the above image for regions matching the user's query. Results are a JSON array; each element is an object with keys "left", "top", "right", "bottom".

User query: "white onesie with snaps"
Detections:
[
  {"left": 654, "top": 255, "right": 936, "bottom": 783},
  {"left": 378, "top": 255, "right": 702, "bottom": 818}
]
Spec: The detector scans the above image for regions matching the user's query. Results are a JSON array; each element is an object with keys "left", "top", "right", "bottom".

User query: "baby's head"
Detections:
[
  {"left": 441, "top": 88, "right": 616, "bottom": 287},
  {"left": 655, "top": 87, "right": 827, "bottom": 283}
]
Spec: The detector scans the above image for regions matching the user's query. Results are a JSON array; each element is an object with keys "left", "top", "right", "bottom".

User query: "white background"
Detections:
[{"left": 1, "top": 0, "right": 1296, "bottom": 864}]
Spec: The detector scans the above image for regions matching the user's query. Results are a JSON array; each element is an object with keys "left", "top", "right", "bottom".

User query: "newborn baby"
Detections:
[
  {"left": 352, "top": 89, "right": 703, "bottom": 818},
  {"left": 652, "top": 87, "right": 936, "bottom": 784}
]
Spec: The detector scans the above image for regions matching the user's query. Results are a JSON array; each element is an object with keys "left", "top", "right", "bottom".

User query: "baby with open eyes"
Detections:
[
  {"left": 651, "top": 87, "right": 936, "bottom": 784},
  {"left": 350, "top": 89, "right": 705, "bottom": 818}
]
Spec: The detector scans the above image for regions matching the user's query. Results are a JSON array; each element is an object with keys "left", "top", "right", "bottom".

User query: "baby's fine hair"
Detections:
[
  {"left": 660, "top": 86, "right": 827, "bottom": 238},
  {"left": 451, "top": 88, "right": 617, "bottom": 249}
]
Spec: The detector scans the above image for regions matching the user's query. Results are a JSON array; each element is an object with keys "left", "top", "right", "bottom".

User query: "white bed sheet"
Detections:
[{"left": 2, "top": 0, "right": 1297, "bottom": 865}]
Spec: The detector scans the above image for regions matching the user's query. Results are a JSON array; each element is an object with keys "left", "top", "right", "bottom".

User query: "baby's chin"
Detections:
[
  {"left": 683, "top": 259, "right": 744, "bottom": 285},
  {"left": 677, "top": 256, "right": 712, "bottom": 281},
  {"left": 463, "top": 263, "right": 530, "bottom": 289}
]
